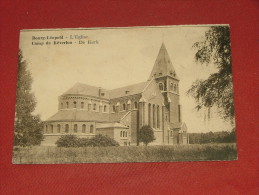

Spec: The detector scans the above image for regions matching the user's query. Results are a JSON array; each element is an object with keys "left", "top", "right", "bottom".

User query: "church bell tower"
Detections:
[{"left": 148, "top": 43, "right": 181, "bottom": 124}]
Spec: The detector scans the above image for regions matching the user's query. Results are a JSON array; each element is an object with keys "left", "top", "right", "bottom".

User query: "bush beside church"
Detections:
[{"left": 56, "top": 134, "right": 120, "bottom": 147}]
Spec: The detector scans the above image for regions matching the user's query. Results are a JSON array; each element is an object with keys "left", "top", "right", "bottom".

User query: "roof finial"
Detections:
[{"left": 162, "top": 32, "right": 165, "bottom": 44}]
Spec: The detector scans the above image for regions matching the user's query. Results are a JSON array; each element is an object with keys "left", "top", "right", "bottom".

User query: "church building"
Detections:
[{"left": 42, "top": 43, "right": 189, "bottom": 146}]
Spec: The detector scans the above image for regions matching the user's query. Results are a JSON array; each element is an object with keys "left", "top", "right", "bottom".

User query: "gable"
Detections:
[{"left": 142, "top": 79, "right": 164, "bottom": 104}]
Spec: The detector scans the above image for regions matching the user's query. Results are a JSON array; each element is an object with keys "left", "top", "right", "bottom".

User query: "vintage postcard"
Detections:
[{"left": 13, "top": 25, "right": 237, "bottom": 164}]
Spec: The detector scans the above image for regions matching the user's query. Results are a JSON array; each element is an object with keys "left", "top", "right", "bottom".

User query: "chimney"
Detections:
[{"left": 99, "top": 87, "right": 102, "bottom": 97}]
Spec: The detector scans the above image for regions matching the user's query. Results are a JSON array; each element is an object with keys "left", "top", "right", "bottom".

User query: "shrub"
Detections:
[
  {"left": 89, "top": 134, "right": 120, "bottom": 147},
  {"left": 56, "top": 134, "right": 80, "bottom": 147},
  {"left": 55, "top": 134, "right": 119, "bottom": 147},
  {"left": 78, "top": 138, "right": 91, "bottom": 147}
]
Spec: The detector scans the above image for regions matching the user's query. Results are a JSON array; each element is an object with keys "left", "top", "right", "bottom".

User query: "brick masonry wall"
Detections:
[
  {"left": 168, "top": 94, "right": 180, "bottom": 123},
  {"left": 44, "top": 121, "right": 96, "bottom": 134},
  {"left": 113, "top": 128, "right": 130, "bottom": 146},
  {"left": 96, "top": 128, "right": 114, "bottom": 139},
  {"left": 129, "top": 110, "right": 138, "bottom": 144},
  {"left": 109, "top": 94, "right": 141, "bottom": 113}
]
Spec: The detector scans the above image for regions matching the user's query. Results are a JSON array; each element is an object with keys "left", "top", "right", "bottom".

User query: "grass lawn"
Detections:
[{"left": 12, "top": 143, "right": 237, "bottom": 164}]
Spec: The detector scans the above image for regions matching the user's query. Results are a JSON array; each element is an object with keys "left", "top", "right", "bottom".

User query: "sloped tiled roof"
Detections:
[
  {"left": 62, "top": 81, "right": 148, "bottom": 100},
  {"left": 62, "top": 83, "right": 109, "bottom": 99},
  {"left": 148, "top": 43, "right": 179, "bottom": 80},
  {"left": 96, "top": 122, "right": 128, "bottom": 129},
  {"left": 46, "top": 110, "right": 110, "bottom": 122},
  {"left": 108, "top": 81, "right": 148, "bottom": 99},
  {"left": 109, "top": 111, "right": 131, "bottom": 122}
]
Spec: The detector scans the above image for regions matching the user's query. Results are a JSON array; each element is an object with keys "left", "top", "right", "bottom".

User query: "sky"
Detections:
[{"left": 19, "top": 25, "right": 234, "bottom": 133}]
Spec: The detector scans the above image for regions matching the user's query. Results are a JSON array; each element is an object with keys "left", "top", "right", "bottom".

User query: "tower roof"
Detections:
[{"left": 148, "top": 43, "right": 179, "bottom": 80}]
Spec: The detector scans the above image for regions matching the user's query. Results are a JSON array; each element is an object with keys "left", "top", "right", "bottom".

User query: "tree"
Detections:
[
  {"left": 138, "top": 125, "right": 155, "bottom": 146},
  {"left": 188, "top": 130, "right": 236, "bottom": 144},
  {"left": 14, "top": 50, "right": 44, "bottom": 146},
  {"left": 187, "top": 26, "right": 234, "bottom": 121}
]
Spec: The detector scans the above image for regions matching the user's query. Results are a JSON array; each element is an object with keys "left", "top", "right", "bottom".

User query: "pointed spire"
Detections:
[{"left": 148, "top": 43, "right": 179, "bottom": 81}]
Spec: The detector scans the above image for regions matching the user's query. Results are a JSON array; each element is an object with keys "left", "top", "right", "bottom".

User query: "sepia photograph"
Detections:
[{"left": 13, "top": 25, "right": 237, "bottom": 164}]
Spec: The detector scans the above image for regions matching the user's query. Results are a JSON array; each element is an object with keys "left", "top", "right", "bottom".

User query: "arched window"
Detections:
[
  {"left": 162, "top": 106, "right": 165, "bottom": 130},
  {"left": 123, "top": 104, "right": 126, "bottom": 111},
  {"left": 172, "top": 84, "right": 175, "bottom": 91},
  {"left": 104, "top": 105, "right": 107, "bottom": 112},
  {"left": 174, "top": 84, "right": 177, "bottom": 92},
  {"left": 61, "top": 103, "right": 63, "bottom": 109},
  {"left": 51, "top": 125, "right": 54, "bottom": 133},
  {"left": 74, "top": 124, "right": 77, "bottom": 133},
  {"left": 178, "top": 104, "right": 181, "bottom": 122},
  {"left": 127, "top": 100, "right": 131, "bottom": 110},
  {"left": 65, "top": 124, "right": 69, "bottom": 133},
  {"left": 73, "top": 101, "right": 77, "bottom": 108},
  {"left": 170, "top": 83, "right": 174, "bottom": 91},
  {"left": 66, "top": 102, "right": 69, "bottom": 108},
  {"left": 153, "top": 104, "right": 156, "bottom": 128},
  {"left": 159, "top": 83, "right": 164, "bottom": 91},
  {"left": 134, "top": 101, "right": 138, "bottom": 109},
  {"left": 81, "top": 102, "right": 84, "bottom": 109},
  {"left": 112, "top": 105, "right": 116, "bottom": 112},
  {"left": 93, "top": 103, "right": 96, "bottom": 111},
  {"left": 148, "top": 103, "right": 151, "bottom": 125},
  {"left": 157, "top": 106, "right": 160, "bottom": 129},
  {"left": 90, "top": 125, "right": 94, "bottom": 133},
  {"left": 82, "top": 124, "right": 86, "bottom": 133},
  {"left": 57, "top": 124, "right": 61, "bottom": 133}
]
